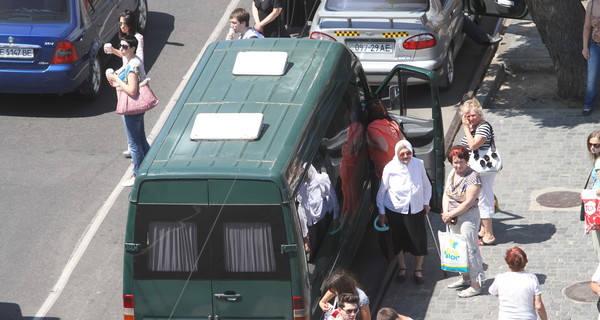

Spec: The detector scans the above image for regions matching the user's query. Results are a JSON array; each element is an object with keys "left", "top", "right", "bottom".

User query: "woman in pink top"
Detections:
[{"left": 366, "top": 99, "right": 405, "bottom": 180}]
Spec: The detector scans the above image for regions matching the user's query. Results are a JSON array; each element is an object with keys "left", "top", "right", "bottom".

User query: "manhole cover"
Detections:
[
  {"left": 563, "top": 281, "right": 597, "bottom": 303},
  {"left": 536, "top": 191, "right": 581, "bottom": 208}
]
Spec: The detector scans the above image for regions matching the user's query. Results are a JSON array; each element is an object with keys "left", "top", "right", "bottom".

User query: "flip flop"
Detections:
[{"left": 478, "top": 238, "right": 496, "bottom": 246}]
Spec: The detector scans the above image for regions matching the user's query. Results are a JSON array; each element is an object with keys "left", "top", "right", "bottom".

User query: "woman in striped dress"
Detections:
[{"left": 460, "top": 98, "right": 497, "bottom": 246}]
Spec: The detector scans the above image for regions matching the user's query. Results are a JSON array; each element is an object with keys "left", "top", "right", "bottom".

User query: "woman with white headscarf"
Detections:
[{"left": 376, "top": 140, "right": 431, "bottom": 285}]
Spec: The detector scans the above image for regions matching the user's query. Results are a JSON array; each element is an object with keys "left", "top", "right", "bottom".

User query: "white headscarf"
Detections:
[{"left": 376, "top": 140, "right": 432, "bottom": 214}]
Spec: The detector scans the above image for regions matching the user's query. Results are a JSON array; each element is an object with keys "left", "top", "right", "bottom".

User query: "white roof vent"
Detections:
[
  {"left": 232, "top": 51, "right": 288, "bottom": 76},
  {"left": 190, "top": 113, "right": 264, "bottom": 141}
]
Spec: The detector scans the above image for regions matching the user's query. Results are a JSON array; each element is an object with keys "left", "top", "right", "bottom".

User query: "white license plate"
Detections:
[
  {"left": 347, "top": 42, "right": 394, "bottom": 53},
  {"left": 0, "top": 47, "right": 34, "bottom": 59}
]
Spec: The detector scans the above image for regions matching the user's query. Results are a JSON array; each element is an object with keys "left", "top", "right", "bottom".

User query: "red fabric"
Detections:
[
  {"left": 582, "top": 194, "right": 600, "bottom": 234},
  {"left": 367, "top": 119, "right": 401, "bottom": 178}
]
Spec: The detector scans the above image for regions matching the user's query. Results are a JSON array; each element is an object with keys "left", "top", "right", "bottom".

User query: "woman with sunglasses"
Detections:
[
  {"left": 442, "top": 145, "right": 485, "bottom": 298},
  {"left": 460, "top": 97, "right": 497, "bottom": 246},
  {"left": 376, "top": 140, "right": 431, "bottom": 285},
  {"left": 110, "top": 10, "right": 144, "bottom": 63},
  {"left": 109, "top": 10, "right": 144, "bottom": 159},
  {"left": 106, "top": 35, "right": 150, "bottom": 187},
  {"left": 586, "top": 130, "right": 600, "bottom": 260}
]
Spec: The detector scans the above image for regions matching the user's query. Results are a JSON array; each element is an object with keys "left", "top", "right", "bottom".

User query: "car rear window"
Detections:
[
  {"left": 326, "top": 0, "right": 428, "bottom": 11},
  {"left": 0, "top": 0, "right": 70, "bottom": 23}
]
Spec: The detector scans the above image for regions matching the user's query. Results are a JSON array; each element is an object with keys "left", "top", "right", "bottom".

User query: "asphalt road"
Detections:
[{"left": 0, "top": 1, "right": 497, "bottom": 318}]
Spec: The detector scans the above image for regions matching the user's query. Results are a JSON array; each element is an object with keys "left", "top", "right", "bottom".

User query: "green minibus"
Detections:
[{"left": 122, "top": 38, "right": 445, "bottom": 320}]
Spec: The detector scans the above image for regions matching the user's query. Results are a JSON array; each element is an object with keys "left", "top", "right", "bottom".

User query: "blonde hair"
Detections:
[{"left": 460, "top": 97, "right": 484, "bottom": 118}]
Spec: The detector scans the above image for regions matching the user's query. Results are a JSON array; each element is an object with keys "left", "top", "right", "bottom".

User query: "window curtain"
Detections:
[
  {"left": 148, "top": 221, "right": 198, "bottom": 272},
  {"left": 224, "top": 222, "right": 276, "bottom": 272}
]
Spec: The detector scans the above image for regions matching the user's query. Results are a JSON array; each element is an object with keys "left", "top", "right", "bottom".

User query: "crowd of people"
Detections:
[{"left": 101, "top": 3, "right": 600, "bottom": 319}]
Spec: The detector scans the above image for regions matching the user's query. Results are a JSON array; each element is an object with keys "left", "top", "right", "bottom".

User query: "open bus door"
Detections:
[
  {"left": 465, "top": 0, "right": 530, "bottom": 19},
  {"left": 373, "top": 65, "right": 445, "bottom": 212}
]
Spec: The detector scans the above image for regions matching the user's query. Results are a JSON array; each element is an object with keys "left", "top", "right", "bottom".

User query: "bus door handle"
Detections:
[{"left": 214, "top": 291, "right": 242, "bottom": 302}]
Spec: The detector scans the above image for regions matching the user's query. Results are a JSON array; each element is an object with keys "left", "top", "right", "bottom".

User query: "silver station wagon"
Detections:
[{"left": 309, "top": 0, "right": 465, "bottom": 88}]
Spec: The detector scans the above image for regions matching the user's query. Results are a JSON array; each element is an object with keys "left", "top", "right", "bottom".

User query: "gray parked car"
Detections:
[{"left": 309, "top": 0, "right": 464, "bottom": 88}]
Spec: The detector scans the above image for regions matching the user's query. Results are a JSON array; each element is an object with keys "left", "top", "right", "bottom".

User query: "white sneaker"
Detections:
[
  {"left": 122, "top": 177, "right": 135, "bottom": 187},
  {"left": 122, "top": 150, "right": 132, "bottom": 158}
]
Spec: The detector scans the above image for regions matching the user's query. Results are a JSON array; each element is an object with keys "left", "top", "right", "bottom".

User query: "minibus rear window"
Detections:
[
  {"left": 148, "top": 221, "right": 199, "bottom": 272},
  {"left": 224, "top": 222, "right": 276, "bottom": 272}
]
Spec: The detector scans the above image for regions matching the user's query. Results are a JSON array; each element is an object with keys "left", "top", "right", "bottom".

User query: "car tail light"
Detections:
[
  {"left": 50, "top": 41, "right": 79, "bottom": 64},
  {"left": 292, "top": 296, "right": 308, "bottom": 320},
  {"left": 403, "top": 33, "right": 436, "bottom": 50},
  {"left": 310, "top": 32, "right": 337, "bottom": 42},
  {"left": 123, "top": 294, "right": 135, "bottom": 320}
]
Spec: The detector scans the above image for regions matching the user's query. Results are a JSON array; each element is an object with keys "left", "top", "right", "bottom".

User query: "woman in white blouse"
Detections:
[{"left": 377, "top": 140, "right": 431, "bottom": 285}]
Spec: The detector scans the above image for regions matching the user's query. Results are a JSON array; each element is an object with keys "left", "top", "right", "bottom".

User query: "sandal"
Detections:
[
  {"left": 396, "top": 268, "right": 406, "bottom": 283},
  {"left": 478, "top": 238, "right": 496, "bottom": 246},
  {"left": 413, "top": 270, "right": 424, "bottom": 285},
  {"left": 447, "top": 278, "right": 471, "bottom": 289},
  {"left": 458, "top": 287, "right": 481, "bottom": 298}
]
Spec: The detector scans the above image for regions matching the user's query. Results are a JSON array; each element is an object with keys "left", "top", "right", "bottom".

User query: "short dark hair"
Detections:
[
  {"left": 338, "top": 293, "right": 359, "bottom": 308},
  {"left": 230, "top": 8, "right": 250, "bottom": 27},
  {"left": 121, "top": 34, "right": 138, "bottom": 53},
  {"left": 118, "top": 10, "right": 138, "bottom": 38},
  {"left": 447, "top": 145, "right": 470, "bottom": 163},
  {"left": 377, "top": 308, "right": 399, "bottom": 320}
]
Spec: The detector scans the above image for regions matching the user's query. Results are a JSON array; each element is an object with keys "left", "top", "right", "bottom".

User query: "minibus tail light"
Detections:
[
  {"left": 403, "top": 33, "right": 436, "bottom": 50},
  {"left": 123, "top": 294, "right": 135, "bottom": 320},
  {"left": 310, "top": 32, "right": 337, "bottom": 42},
  {"left": 292, "top": 296, "right": 308, "bottom": 320}
]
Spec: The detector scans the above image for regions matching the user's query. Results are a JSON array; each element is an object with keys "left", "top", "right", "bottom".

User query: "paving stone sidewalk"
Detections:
[{"left": 380, "top": 108, "right": 600, "bottom": 320}]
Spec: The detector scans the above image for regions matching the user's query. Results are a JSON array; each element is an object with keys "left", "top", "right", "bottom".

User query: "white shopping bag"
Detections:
[{"left": 438, "top": 228, "right": 469, "bottom": 273}]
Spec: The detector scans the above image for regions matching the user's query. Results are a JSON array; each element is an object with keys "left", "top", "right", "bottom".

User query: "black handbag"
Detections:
[{"left": 582, "top": 171, "right": 593, "bottom": 222}]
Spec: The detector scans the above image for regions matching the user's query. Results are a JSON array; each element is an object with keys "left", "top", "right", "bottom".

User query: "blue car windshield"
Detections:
[
  {"left": 326, "top": 0, "right": 428, "bottom": 11},
  {"left": 0, "top": 0, "right": 70, "bottom": 23}
]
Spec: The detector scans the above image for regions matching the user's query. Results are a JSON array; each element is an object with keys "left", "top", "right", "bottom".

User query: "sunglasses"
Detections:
[
  {"left": 398, "top": 151, "right": 412, "bottom": 157},
  {"left": 343, "top": 308, "right": 358, "bottom": 314},
  {"left": 120, "top": 44, "right": 130, "bottom": 50},
  {"left": 590, "top": 143, "right": 600, "bottom": 148}
]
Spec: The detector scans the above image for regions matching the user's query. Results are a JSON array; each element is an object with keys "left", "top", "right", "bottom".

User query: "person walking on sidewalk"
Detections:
[
  {"left": 582, "top": 0, "right": 600, "bottom": 116},
  {"left": 489, "top": 247, "right": 549, "bottom": 320},
  {"left": 586, "top": 130, "right": 600, "bottom": 260},
  {"left": 376, "top": 140, "right": 431, "bottom": 285},
  {"left": 460, "top": 98, "right": 497, "bottom": 246},
  {"left": 441, "top": 145, "right": 485, "bottom": 298}
]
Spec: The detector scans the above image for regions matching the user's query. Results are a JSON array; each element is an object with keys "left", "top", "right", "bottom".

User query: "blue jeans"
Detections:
[
  {"left": 585, "top": 40, "right": 600, "bottom": 110},
  {"left": 463, "top": 15, "right": 489, "bottom": 45},
  {"left": 123, "top": 113, "right": 150, "bottom": 175}
]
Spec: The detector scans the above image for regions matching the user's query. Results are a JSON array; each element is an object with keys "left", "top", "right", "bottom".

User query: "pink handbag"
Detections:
[{"left": 116, "top": 78, "right": 159, "bottom": 115}]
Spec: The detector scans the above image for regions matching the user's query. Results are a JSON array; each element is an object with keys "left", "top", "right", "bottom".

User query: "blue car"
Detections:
[{"left": 0, "top": 0, "right": 147, "bottom": 99}]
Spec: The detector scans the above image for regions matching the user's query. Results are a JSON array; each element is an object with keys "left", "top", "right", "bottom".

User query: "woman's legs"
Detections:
[
  {"left": 123, "top": 113, "right": 150, "bottom": 175},
  {"left": 450, "top": 208, "right": 484, "bottom": 292},
  {"left": 478, "top": 174, "right": 496, "bottom": 243},
  {"left": 584, "top": 40, "right": 600, "bottom": 113}
]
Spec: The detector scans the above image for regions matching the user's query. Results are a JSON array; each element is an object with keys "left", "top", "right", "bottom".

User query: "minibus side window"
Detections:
[{"left": 223, "top": 222, "right": 276, "bottom": 272}]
